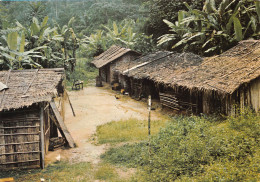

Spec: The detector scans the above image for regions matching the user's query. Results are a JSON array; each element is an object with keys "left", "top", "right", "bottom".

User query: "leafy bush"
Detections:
[
  {"left": 102, "top": 112, "right": 260, "bottom": 181},
  {"left": 101, "top": 142, "right": 148, "bottom": 168}
]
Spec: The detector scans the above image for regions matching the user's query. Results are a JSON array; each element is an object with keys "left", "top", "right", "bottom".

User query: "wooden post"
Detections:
[
  {"left": 65, "top": 90, "right": 76, "bottom": 117},
  {"left": 148, "top": 95, "right": 152, "bottom": 162},
  {"left": 148, "top": 95, "right": 151, "bottom": 136},
  {"left": 40, "top": 106, "right": 45, "bottom": 169}
]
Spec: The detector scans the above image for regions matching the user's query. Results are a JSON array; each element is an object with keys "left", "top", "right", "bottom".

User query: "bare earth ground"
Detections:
[{"left": 45, "top": 84, "right": 164, "bottom": 166}]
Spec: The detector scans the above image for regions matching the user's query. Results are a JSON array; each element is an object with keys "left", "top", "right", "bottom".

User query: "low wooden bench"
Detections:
[{"left": 72, "top": 80, "right": 83, "bottom": 90}]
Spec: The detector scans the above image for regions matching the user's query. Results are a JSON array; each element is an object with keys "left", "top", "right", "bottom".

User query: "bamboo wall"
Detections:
[
  {"left": 0, "top": 103, "right": 51, "bottom": 169},
  {"left": 0, "top": 108, "right": 41, "bottom": 169},
  {"left": 238, "top": 77, "right": 260, "bottom": 113}
]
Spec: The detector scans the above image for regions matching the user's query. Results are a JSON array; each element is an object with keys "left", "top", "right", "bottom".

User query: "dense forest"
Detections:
[{"left": 0, "top": 0, "right": 259, "bottom": 74}]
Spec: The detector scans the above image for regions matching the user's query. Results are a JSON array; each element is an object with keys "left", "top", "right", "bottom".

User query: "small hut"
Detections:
[
  {"left": 0, "top": 68, "right": 75, "bottom": 170},
  {"left": 92, "top": 45, "right": 140, "bottom": 85}
]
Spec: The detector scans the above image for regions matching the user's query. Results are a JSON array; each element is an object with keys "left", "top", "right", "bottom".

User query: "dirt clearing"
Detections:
[{"left": 45, "top": 84, "right": 164, "bottom": 165}]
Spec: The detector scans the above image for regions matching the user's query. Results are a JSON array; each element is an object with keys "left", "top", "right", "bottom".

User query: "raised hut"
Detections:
[
  {"left": 92, "top": 45, "right": 140, "bottom": 85},
  {"left": 0, "top": 68, "right": 75, "bottom": 170}
]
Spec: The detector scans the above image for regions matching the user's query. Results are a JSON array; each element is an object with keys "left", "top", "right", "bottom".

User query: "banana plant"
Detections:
[
  {"left": 0, "top": 29, "right": 43, "bottom": 69},
  {"left": 54, "top": 17, "right": 79, "bottom": 71},
  {"left": 158, "top": 0, "right": 260, "bottom": 55}
]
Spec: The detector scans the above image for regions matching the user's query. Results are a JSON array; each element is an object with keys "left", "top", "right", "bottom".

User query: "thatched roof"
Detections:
[
  {"left": 121, "top": 40, "right": 260, "bottom": 95},
  {"left": 0, "top": 68, "right": 64, "bottom": 111},
  {"left": 92, "top": 45, "right": 140, "bottom": 68},
  {"left": 124, "top": 52, "right": 203, "bottom": 81},
  {"left": 113, "top": 51, "right": 172, "bottom": 74},
  {"left": 162, "top": 40, "right": 260, "bottom": 94}
]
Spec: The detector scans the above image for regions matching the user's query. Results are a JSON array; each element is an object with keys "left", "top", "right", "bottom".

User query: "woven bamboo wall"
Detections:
[{"left": 0, "top": 109, "right": 41, "bottom": 169}]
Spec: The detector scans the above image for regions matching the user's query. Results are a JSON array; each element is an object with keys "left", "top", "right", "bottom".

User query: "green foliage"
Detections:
[
  {"left": 158, "top": 0, "right": 260, "bottom": 56},
  {"left": 146, "top": 0, "right": 204, "bottom": 39},
  {"left": 102, "top": 112, "right": 260, "bottom": 181},
  {"left": 81, "top": 19, "right": 155, "bottom": 58},
  {"left": 101, "top": 142, "right": 148, "bottom": 168},
  {"left": 0, "top": 16, "right": 79, "bottom": 71},
  {"left": 66, "top": 58, "right": 98, "bottom": 85}
]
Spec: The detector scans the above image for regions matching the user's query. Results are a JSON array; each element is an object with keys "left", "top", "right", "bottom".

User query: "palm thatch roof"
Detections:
[
  {"left": 92, "top": 45, "right": 140, "bottom": 68},
  {"left": 114, "top": 51, "right": 172, "bottom": 74},
  {"left": 0, "top": 68, "right": 64, "bottom": 111},
  {"left": 162, "top": 40, "right": 260, "bottom": 94},
  {"left": 124, "top": 52, "right": 203, "bottom": 81}
]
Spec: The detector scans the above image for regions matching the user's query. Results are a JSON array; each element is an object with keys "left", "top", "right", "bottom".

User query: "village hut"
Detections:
[
  {"left": 113, "top": 51, "right": 172, "bottom": 94},
  {"left": 119, "top": 52, "right": 202, "bottom": 106},
  {"left": 92, "top": 45, "right": 140, "bottom": 85},
  {"left": 0, "top": 68, "right": 75, "bottom": 170},
  {"left": 154, "top": 40, "right": 260, "bottom": 115}
]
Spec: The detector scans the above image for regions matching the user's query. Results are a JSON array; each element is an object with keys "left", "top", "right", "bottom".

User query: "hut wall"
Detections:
[
  {"left": 0, "top": 108, "right": 41, "bottom": 169},
  {"left": 159, "top": 86, "right": 200, "bottom": 114},
  {"left": 249, "top": 77, "right": 260, "bottom": 112},
  {"left": 0, "top": 104, "right": 51, "bottom": 169},
  {"left": 99, "top": 65, "right": 110, "bottom": 83},
  {"left": 237, "top": 77, "right": 260, "bottom": 112},
  {"left": 110, "top": 53, "right": 139, "bottom": 85}
]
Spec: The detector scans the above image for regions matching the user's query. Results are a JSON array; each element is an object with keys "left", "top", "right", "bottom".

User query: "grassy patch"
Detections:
[
  {"left": 94, "top": 163, "right": 116, "bottom": 181},
  {"left": 96, "top": 118, "right": 168, "bottom": 144},
  {"left": 0, "top": 162, "right": 93, "bottom": 182},
  {"left": 101, "top": 142, "right": 148, "bottom": 168},
  {"left": 102, "top": 112, "right": 260, "bottom": 181},
  {"left": 0, "top": 162, "right": 133, "bottom": 182}
]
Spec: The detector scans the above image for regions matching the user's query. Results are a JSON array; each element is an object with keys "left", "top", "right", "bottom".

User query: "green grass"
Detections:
[
  {"left": 101, "top": 111, "right": 260, "bottom": 181},
  {"left": 96, "top": 118, "right": 169, "bottom": 144},
  {"left": 94, "top": 163, "right": 116, "bottom": 181},
  {"left": 0, "top": 162, "right": 94, "bottom": 182},
  {"left": 0, "top": 162, "right": 133, "bottom": 182}
]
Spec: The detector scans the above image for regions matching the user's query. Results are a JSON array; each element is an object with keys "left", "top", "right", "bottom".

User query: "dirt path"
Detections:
[{"left": 45, "top": 84, "right": 163, "bottom": 165}]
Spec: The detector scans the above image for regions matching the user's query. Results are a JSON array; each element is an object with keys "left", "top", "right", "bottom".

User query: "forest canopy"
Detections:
[{"left": 0, "top": 0, "right": 259, "bottom": 72}]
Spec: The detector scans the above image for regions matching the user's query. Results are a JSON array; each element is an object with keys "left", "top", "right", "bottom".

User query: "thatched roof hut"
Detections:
[
  {"left": 161, "top": 40, "right": 260, "bottom": 95},
  {"left": 92, "top": 45, "right": 139, "bottom": 68},
  {"left": 117, "top": 40, "right": 260, "bottom": 114},
  {"left": 0, "top": 68, "right": 75, "bottom": 170},
  {"left": 0, "top": 68, "right": 64, "bottom": 111},
  {"left": 92, "top": 45, "right": 140, "bottom": 84}
]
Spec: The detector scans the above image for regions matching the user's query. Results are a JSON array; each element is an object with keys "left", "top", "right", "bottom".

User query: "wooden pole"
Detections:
[
  {"left": 40, "top": 106, "right": 45, "bottom": 169},
  {"left": 148, "top": 95, "right": 151, "bottom": 136},
  {"left": 65, "top": 90, "right": 76, "bottom": 117},
  {"left": 148, "top": 95, "right": 151, "bottom": 162}
]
